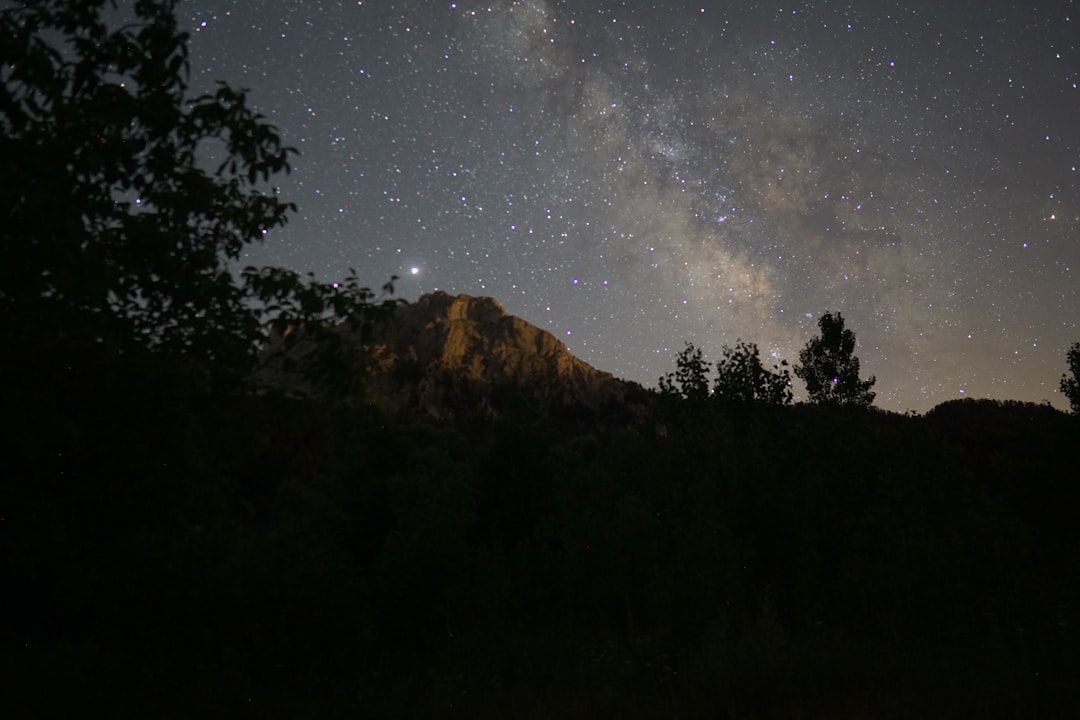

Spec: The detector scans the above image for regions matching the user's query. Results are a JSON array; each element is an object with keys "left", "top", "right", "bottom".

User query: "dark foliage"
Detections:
[
  {"left": 1062, "top": 341, "right": 1080, "bottom": 413},
  {"left": 713, "top": 340, "right": 793, "bottom": 405},
  {"left": 0, "top": 0, "right": 394, "bottom": 390},
  {"left": 795, "top": 311, "right": 876, "bottom": 407},
  {"left": 659, "top": 340, "right": 793, "bottom": 406},
  {"left": 8, "top": 375, "right": 1079, "bottom": 719},
  {"left": 658, "top": 341, "right": 711, "bottom": 401}
]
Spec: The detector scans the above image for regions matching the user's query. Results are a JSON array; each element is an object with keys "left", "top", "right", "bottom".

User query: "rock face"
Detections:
[{"left": 357, "top": 291, "right": 642, "bottom": 421}]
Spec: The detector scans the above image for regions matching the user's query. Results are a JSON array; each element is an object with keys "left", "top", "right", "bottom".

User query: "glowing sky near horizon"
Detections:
[{"left": 188, "top": 1, "right": 1078, "bottom": 412}]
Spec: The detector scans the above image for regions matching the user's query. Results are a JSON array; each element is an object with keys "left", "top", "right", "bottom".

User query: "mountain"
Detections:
[
  {"left": 360, "top": 291, "right": 646, "bottom": 421},
  {"left": 263, "top": 291, "right": 647, "bottom": 422}
]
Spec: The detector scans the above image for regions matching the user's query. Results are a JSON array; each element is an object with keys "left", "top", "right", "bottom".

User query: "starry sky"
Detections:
[{"left": 184, "top": 0, "right": 1078, "bottom": 412}]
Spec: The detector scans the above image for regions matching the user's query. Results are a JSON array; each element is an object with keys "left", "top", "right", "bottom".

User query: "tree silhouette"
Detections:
[
  {"left": 659, "top": 342, "right": 711, "bottom": 401},
  {"left": 1, "top": 0, "right": 386, "bottom": 386},
  {"left": 713, "top": 340, "right": 793, "bottom": 405},
  {"left": 1062, "top": 342, "right": 1080, "bottom": 414},
  {"left": 795, "top": 312, "right": 876, "bottom": 407}
]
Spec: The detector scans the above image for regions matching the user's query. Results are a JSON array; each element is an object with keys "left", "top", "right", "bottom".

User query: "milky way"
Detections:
[{"left": 186, "top": 1, "right": 1079, "bottom": 411}]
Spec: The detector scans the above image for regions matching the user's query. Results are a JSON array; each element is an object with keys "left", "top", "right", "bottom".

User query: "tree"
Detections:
[
  {"left": 659, "top": 342, "right": 711, "bottom": 401},
  {"left": 0, "top": 0, "right": 387, "bottom": 387},
  {"left": 1062, "top": 342, "right": 1080, "bottom": 414},
  {"left": 795, "top": 312, "right": 876, "bottom": 407},
  {"left": 713, "top": 340, "right": 793, "bottom": 406}
]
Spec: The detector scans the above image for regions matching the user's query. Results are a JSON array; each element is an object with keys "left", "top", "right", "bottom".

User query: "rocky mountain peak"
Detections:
[{"left": 358, "top": 291, "right": 643, "bottom": 421}]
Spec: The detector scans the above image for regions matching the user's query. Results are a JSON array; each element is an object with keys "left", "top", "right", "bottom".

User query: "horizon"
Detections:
[{"left": 369, "top": 287, "right": 1073, "bottom": 414}]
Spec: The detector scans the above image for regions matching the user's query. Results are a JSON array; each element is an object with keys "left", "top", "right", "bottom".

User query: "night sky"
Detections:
[{"left": 185, "top": 1, "right": 1078, "bottom": 412}]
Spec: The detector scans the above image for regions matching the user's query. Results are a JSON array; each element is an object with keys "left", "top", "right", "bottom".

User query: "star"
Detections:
[{"left": 190, "top": 0, "right": 1079, "bottom": 412}]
